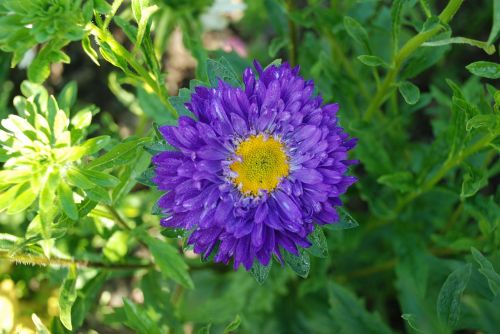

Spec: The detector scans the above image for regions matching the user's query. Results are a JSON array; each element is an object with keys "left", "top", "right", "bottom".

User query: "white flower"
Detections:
[{"left": 200, "top": 0, "right": 246, "bottom": 31}]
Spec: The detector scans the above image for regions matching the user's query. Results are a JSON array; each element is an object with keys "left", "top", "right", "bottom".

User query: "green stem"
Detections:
[
  {"left": 106, "top": 205, "right": 150, "bottom": 249},
  {"left": 396, "top": 132, "right": 494, "bottom": 213},
  {"left": 286, "top": 0, "right": 298, "bottom": 66},
  {"left": 87, "top": 23, "right": 178, "bottom": 118},
  {"left": 0, "top": 250, "right": 153, "bottom": 270},
  {"left": 364, "top": 0, "right": 465, "bottom": 121}
]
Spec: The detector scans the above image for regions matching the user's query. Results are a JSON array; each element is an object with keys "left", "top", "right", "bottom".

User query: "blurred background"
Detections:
[{"left": 0, "top": 0, "right": 499, "bottom": 333}]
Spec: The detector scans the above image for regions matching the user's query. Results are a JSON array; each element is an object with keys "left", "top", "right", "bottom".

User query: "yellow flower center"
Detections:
[{"left": 230, "top": 134, "right": 289, "bottom": 196}]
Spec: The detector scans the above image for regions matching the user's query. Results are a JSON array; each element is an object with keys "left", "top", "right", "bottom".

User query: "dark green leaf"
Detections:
[
  {"left": 250, "top": 260, "right": 272, "bottom": 285},
  {"left": 487, "top": 0, "right": 500, "bottom": 44},
  {"left": 78, "top": 168, "right": 120, "bottom": 187},
  {"left": 57, "top": 81, "right": 78, "bottom": 112},
  {"left": 325, "top": 207, "right": 359, "bottom": 230},
  {"left": 283, "top": 248, "right": 310, "bottom": 278},
  {"left": 461, "top": 165, "right": 487, "bottom": 198},
  {"left": 436, "top": 263, "right": 472, "bottom": 328},
  {"left": 307, "top": 226, "right": 328, "bottom": 258},
  {"left": 136, "top": 167, "right": 155, "bottom": 187},
  {"left": 378, "top": 172, "right": 415, "bottom": 193},
  {"left": 471, "top": 247, "right": 500, "bottom": 296},
  {"left": 329, "top": 282, "right": 393, "bottom": 334}
]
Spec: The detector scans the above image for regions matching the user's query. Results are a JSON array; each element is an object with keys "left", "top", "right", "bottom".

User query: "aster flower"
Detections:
[{"left": 152, "top": 61, "right": 357, "bottom": 271}]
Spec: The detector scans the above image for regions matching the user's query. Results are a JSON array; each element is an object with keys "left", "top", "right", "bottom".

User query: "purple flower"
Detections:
[{"left": 152, "top": 61, "right": 357, "bottom": 270}]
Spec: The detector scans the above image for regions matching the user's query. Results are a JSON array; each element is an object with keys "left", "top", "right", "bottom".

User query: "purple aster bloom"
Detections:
[{"left": 152, "top": 61, "right": 357, "bottom": 270}]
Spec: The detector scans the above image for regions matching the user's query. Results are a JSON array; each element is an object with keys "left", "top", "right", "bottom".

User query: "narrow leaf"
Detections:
[{"left": 59, "top": 265, "right": 78, "bottom": 330}]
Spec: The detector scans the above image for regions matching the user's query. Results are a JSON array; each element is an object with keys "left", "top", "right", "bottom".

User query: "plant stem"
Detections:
[
  {"left": 87, "top": 23, "right": 178, "bottom": 118},
  {"left": 364, "top": 0, "right": 465, "bottom": 121},
  {"left": 286, "top": 0, "right": 298, "bottom": 67},
  {"left": 0, "top": 250, "right": 153, "bottom": 270}
]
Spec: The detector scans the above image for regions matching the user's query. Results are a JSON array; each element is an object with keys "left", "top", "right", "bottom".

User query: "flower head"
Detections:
[{"left": 153, "top": 61, "right": 357, "bottom": 270}]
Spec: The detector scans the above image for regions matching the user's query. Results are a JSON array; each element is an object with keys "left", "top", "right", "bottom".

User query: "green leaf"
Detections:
[
  {"left": 32, "top": 313, "right": 50, "bottom": 334},
  {"left": 471, "top": 247, "right": 500, "bottom": 296},
  {"left": 88, "top": 137, "right": 151, "bottom": 170},
  {"left": 78, "top": 168, "right": 120, "bottom": 187},
  {"left": 141, "top": 235, "right": 194, "bottom": 289},
  {"left": 58, "top": 182, "right": 78, "bottom": 220},
  {"left": 136, "top": 167, "right": 155, "bottom": 187},
  {"left": 207, "top": 57, "right": 241, "bottom": 88},
  {"left": 94, "top": 0, "right": 112, "bottom": 13},
  {"left": 307, "top": 226, "right": 328, "bottom": 258},
  {"left": 71, "top": 272, "right": 108, "bottom": 330},
  {"left": 421, "top": 16, "right": 440, "bottom": 32},
  {"left": 283, "top": 248, "right": 310, "bottom": 278},
  {"left": 378, "top": 172, "right": 415, "bottom": 193},
  {"left": 423, "top": 37, "right": 496, "bottom": 55},
  {"left": 78, "top": 135, "right": 110, "bottom": 156},
  {"left": 401, "top": 314, "right": 422, "bottom": 332},
  {"left": 357, "top": 55, "right": 388, "bottom": 68},
  {"left": 0, "top": 233, "right": 18, "bottom": 251},
  {"left": 268, "top": 36, "right": 288, "bottom": 58},
  {"left": 391, "top": 0, "right": 405, "bottom": 54},
  {"left": 487, "top": 0, "right": 500, "bottom": 45},
  {"left": 223, "top": 315, "right": 241, "bottom": 334},
  {"left": 328, "top": 282, "right": 393, "bottom": 334},
  {"left": 325, "top": 207, "right": 359, "bottom": 231},
  {"left": 448, "top": 96, "right": 468, "bottom": 158},
  {"left": 250, "top": 260, "right": 272, "bottom": 285},
  {"left": 0, "top": 183, "right": 24, "bottom": 212},
  {"left": 343, "top": 16, "right": 371, "bottom": 53},
  {"left": 436, "top": 263, "right": 472, "bottom": 328},
  {"left": 28, "top": 40, "right": 70, "bottom": 84},
  {"left": 7, "top": 184, "right": 38, "bottom": 214},
  {"left": 131, "top": 0, "right": 158, "bottom": 47},
  {"left": 57, "top": 81, "right": 78, "bottom": 112},
  {"left": 461, "top": 165, "right": 487, "bottom": 198},
  {"left": 466, "top": 61, "right": 500, "bottom": 79},
  {"left": 59, "top": 265, "right": 78, "bottom": 330},
  {"left": 466, "top": 114, "right": 499, "bottom": 132},
  {"left": 122, "top": 298, "right": 162, "bottom": 334},
  {"left": 103, "top": 231, "right": 129, "bottom": 262},
  {"left": 85, "top": 185, "right": 112, "bottom": 205},
  {"left": 398, "top": 81, "right": 420, "bottom": 105},
  {"left": 67, "top": 167, "right": 94, "bottom": 189}
]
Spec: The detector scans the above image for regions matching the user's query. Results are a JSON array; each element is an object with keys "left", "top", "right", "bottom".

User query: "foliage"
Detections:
[{"left": 0, "top": 0, "right": 499, "bottom": 333}]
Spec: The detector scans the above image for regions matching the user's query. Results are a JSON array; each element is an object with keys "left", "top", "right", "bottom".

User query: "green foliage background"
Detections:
[{"left": 0, "top": 0, "right": 499, "bottom": 333}]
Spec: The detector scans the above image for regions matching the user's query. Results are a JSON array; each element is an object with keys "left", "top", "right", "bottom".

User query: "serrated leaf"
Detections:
[
  {"left": 250, "top": 260, "right": 272, "bottom": 285},
  {"left": 307, "top": 226, "right": 328, "bottom": 258},
  {"left": 328, "top": 282, "right": 393, "bottom": 334},
  {"left": 59, "top": 265, "right": 78, "bottom": 330},
  {"left": 466, "top": 61, "right": 500, "bottom": 79},
  {"left": 141, "top": 235, "right": 194, "bottom": 289},
  {"left": 471, "top": 247, "right": 500, "bottom": 296},
  {"left": 283, "top": 248, "right": 310, "bottom": 278},
  {"left": 436, "top": 263, "right": 472, "bottom": 328},
  {"left": 207, "top": 57, "right": 241, "bottom": 88},
  {"left": 325, "top": 207, "right": 359, "bottom": 230},
  {"left": 398, "top": 81, "right": 420, "bottom": 105}
]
